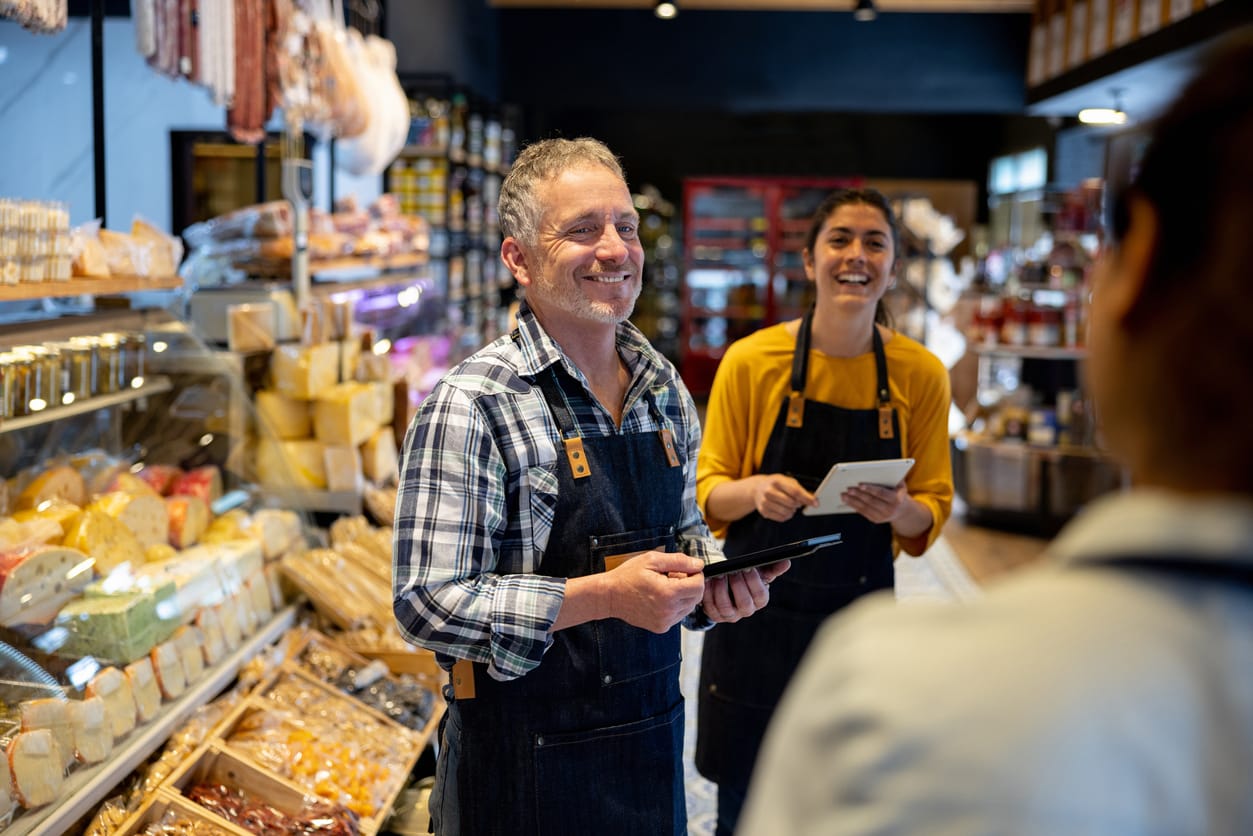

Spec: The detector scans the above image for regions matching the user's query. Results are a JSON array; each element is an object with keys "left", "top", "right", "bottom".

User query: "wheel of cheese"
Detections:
[
  {"left": 85, "top": 667, "right": 137, "bottom": 739},
  {"left": 18, "top": 699, "right": 73, "bottom": 770},
  {"left": 68, "top": 697, "right": 113, "bottom": 765},
  {"left": 124, "top": 658, "right": 162, "bottom": 723},
  {"left": 7, "top": 730, "right": 64, "bottom": 808},
  {"left": 88, "top": 491, "right": 170, "bottom": 550},
  {"left": 15, "top": 466, "right": 87, "bottom": 512}
]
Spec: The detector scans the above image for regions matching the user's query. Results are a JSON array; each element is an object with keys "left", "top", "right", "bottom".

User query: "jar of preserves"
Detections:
[
  {"left": 49, "top": 341, "right": 93, "bottom": 403},
  {"left": 68, "top": 336, "right": 101, "bottom": 397},
  {"left": 2, "top": 352, "right": 34, "bottom": 417},
  {"left": 23, "top": 346, "right": 61, "bottom": 412},
  {"left": 119, "top": 331, "right": 147, "bottom": 388},
  {"left": 96, "top": 335, "right": 121, "bottom": 394}
]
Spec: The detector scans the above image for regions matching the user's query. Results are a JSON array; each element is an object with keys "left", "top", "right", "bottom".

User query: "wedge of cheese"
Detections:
[
  {"left": 247, "top": 573, "right": 274, "bottom": 621},
  {"left": 361, "top": 427, "right": 399, "bottom": 485},
  {"left": 168, "top": 466, "right": 222, "bottom": 505},
  {"left": 195, "top": 606, "right": 226, "bottom": 666},
  {"left": 369, "top": 380, "right": 395, "bottom": 425},
  {"left": 256, "top": 389, "right": 312, "bottom": 440},
  {"left": 218, "top": 599, "right": 242, "bottom": 650},
  {"left": 257, "top": 438, "right": 327, "bottom": 490},
  {"left": 15, "top": 466, "right": 87, "bottom": 511},
  {"left": 124, "top": 657, "right": 161, "bottom": 722},
  {"left": 0, "top": 763, "right": 14, "bottom": 824},
  {"left": 0, "top": 545, "right": 95, "bottom": 627},
  {"left": 19, "top": 698, "right": 73, "bottom": 770},
  {"left": 133, "top": 464, "right": 183, "bottom": 496},
  {"left": 324, "top": 444, "right": 363, "bottom": 493},
  {"left": 62, "top": 510, "right": 144, "bottom": 577},
  {"left": 10, "top": 499, "right": 82, "bottom": 543},
  {"left": 313, "top": 382, "right": 379, "bottom": 447},
  {"left": 7, "top": 730, "right": 63, "bottom": 808},
  {"left": 68, "top": 697, "right": 112, "bottom": 765},
  {"left": 88, "top": 491, "right": 169, "bottom": 550},
  {"left": 85, "top": 667, "right": 136, "bottom": 739},
  {"left": 247, "top": 509, "right": 302, "bottom": 560},
  {"left": 172, "top": 625, "right": 205, "bottom": 683},
  {"left": 339, "top": 338, "right": 362, "bottom": 383},
  {"left": 271, "top": 342, "right": 339, "bottom": 400},
  {"left": 166, "top": 495, "right": 210, "bottom": 549},
  {"left": 150, "top": 641, "right": 187, "bottom": 700}
]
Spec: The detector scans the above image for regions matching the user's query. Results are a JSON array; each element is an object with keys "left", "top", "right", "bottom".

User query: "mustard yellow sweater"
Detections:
[{"left": 696, "top": 322, "right": 954, "bottom": 556}]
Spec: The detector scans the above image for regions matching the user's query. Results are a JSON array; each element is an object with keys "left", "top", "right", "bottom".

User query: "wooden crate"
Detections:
[{"left": 119, "top": 786, "right": 251, "bottom": 835}]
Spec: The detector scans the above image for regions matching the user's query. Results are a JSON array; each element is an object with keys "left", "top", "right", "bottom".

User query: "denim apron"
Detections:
[
  {"left": 431, "top": 365, "right": 688, "bottom": 836},
  {"left": 696, "top": 309, "right": 902, "bottom": 795}
]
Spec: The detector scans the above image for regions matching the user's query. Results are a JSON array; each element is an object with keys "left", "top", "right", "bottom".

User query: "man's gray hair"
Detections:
[{"left": 498, "top": 137, "right": 627, "bottom": 248}]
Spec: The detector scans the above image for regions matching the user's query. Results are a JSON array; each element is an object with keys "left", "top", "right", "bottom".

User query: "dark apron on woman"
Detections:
[
  {"left": 432, "top": 366, "right": 688, "bottom": 836},
  {"left": 696, "top": 309, "right": 903, "bottom": 793}
]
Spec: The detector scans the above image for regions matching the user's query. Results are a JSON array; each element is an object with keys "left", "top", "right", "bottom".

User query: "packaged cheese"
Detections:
[
  {"left": 68, "top": 697, "right": 112, "bottom": 765},
  {"left": 98, "top": 229, "right": 138, "bottom": 276},
  {"left": 19, "top": 698, "right": 73, "bottom": 770},
  {"left": 88, "top": 491, "right": 169, "bottom": 550},
  {"left": 313, "top": 382, "right": 379, "bottom": 447},
  {"left": 132, "top": 553, "right": 227, "bottom": 618},
  {"left": 85, "top": 667, "right": 137, "bottom": 739},
  {"left": 270, "top": 343, "right": 339, "bottom": 400},
  {"left": 124, "top": 657, "right": 161, "bottom": 722},
  {"left": 247, "top": 509, "right": 302, "bottom": 560},
  {"left": 177, "top": 540, "right": 262, "bottom": 598},
  {"left": 0, "top": 765, "right": 13, "bottom": 826},
  {"left": 7, "top": 729, "right": 64, "bottom": 808},
  {"left": 369, "top": 380, "right": 395, "bottom": 425},
  {"left": 218, "top": 599, "right": 242, "bottom": 650},
  {"left": 256, "top": 389, "right": 312, "bottom": 440},
  {"left": 131, "top": 217, "right": 181, "bottom": 278},
  {"left": 0, "top": 545, "right": 95, "bottom": 627}
]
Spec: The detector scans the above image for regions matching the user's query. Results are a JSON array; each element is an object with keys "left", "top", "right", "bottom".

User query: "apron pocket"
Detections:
[{"left": 533, "top": 701, "right": 685, "bottom": 836}]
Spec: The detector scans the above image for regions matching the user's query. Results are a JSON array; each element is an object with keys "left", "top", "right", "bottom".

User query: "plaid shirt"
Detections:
[{"left": 393, "top": 302, "right": 719, "bottom": 681}]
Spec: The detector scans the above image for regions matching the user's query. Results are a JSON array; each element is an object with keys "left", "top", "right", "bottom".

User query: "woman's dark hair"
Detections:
[
  {"left": 1111, "top": 31, "right": 1253, "bottom": 491},
  {"left": 804, "top": 187, "right": 901, "bottom": 328}
]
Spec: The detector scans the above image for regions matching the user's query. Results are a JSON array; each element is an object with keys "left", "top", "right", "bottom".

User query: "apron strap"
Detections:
[
  {"left": 872, "top": 326, "right": 895, "bottom": 440},
  {"left": 534, "top": 365, "right": 593, "bottom": 480},
  {"left": 787, "top": 307, "right": 815, "bottom": 428},
  {"left": 641, "top": 387, "right": 681, "bottom": 468}
]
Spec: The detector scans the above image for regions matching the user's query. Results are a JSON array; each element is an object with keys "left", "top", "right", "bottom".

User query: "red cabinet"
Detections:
[{"left": 680, "top": 177, "right": 859, "bottom": 396}]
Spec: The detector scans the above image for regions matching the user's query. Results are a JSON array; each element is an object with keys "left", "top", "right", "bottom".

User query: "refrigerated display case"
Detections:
[{"left": 679, "top": 177, "right": 859, "bottom": 396}]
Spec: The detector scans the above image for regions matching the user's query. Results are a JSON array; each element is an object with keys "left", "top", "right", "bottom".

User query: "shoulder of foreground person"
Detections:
[{"left": 740, "top": 564, "right": 1253, "bottom": 834}]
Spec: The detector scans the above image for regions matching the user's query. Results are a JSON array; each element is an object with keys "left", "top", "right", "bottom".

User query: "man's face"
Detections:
[{"left": 519, "top": 164, "right": 644, "bottom": 328}]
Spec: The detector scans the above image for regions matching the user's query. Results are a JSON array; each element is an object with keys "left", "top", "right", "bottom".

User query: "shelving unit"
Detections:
[
  {"left": 0, "top": 376, "right": 172, "bottom": 434},
  {"left": 679, "top": 177, "right": 858, "bottom": 396},
  {"left": 5, "top": 605, "right": 299, "bottom": 836}
]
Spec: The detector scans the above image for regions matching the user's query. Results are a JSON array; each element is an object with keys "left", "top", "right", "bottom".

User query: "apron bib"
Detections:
[
  {"left": 434, "top": 365, "right": 688, "bottom": 836},
  {"left": 696, "top": 310, "right": 903, "bottom": 791}
]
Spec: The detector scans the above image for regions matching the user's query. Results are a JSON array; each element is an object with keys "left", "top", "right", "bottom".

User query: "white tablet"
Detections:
[{"left": 802, "top": 458, "right": 916, "bottom": 516}]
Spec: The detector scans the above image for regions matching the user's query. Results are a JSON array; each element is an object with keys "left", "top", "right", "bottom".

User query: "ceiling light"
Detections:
[
  {"left": 654, "top": 0, "right": 678, "bottom": 19},
  {"left": 853, "top": 0, "right": 877, "bottom": 22},
  {"left": 1079, "top": 87, "right": 1127, "bottom": 125},
  {"left": 1077, "top": 107, "right": 1127, "bottom": 125}
]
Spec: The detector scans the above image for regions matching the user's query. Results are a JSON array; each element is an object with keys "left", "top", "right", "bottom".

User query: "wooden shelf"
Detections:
[
  {"left": 0, "top": 275, "right": 182, "bottom": 301},
  {"left": 0, "top": 376, "right": 173, "bottom": 435}
]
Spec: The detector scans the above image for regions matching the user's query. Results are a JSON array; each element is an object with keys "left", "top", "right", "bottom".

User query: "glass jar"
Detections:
[
  {"left": 23, "top": 346, "right": 61, "bottom": 413},
  {"left": 2, "top": 352, "right": 34, "bottom": 418},
  {"left": 48, "top": 341, "right": 93, "bottom": 404},
  {"left": 107, "top": 331, "right": 147, "bottom": 389},
  {"left": 96, "top": 335, "right": 121, "bottom": 395},
  {"left": 68, "top": 336, "right": 101, "bottom": 397}
]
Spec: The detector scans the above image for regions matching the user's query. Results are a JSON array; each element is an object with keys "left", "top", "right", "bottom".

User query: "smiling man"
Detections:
[{"left": 392, "top": 137, "right": 786, "bottom": 836}]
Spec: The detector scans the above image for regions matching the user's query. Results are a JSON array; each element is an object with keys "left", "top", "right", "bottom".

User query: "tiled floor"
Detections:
[{"left": 681, "top": 518, "right": 1050, "bottom": 834}]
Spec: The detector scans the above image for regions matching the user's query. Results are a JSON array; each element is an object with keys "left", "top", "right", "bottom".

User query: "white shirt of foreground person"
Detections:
[{"left": 739, "top": 489, "right": 1253, "bottom": 836}]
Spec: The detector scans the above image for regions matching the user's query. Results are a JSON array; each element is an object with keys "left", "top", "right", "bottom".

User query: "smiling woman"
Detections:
[{"left": 693, "top": 186, "right": 954, "bottom": 835}]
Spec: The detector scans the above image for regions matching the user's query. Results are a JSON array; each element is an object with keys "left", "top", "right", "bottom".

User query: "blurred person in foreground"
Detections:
[
  {"left": 740, "top": 32, "right": 1253, "bottom": 835},
  {"left": 695, "top": 186, "right": 953, "bottom": 834},
  {"left": 392, "top": 137, "right": 784, "bottom": 836}
]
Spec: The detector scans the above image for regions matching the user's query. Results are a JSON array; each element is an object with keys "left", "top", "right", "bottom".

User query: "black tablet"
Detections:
[{"left": 703, "top": 533, "right": 842, "bottom": 578}]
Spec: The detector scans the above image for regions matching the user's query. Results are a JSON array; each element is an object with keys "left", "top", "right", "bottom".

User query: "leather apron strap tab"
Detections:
[
  {"left": 564, "top": 437, "right": 592, "bottom": 479},
  {"left": 452, "top": 658, "right": 477, "bottom": 700},
  {"left": 787, "top": 307, "right": 816, "bottom": 429},
  {"left": 872, "top": 326, "right": 895, "bottom": 440}
]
